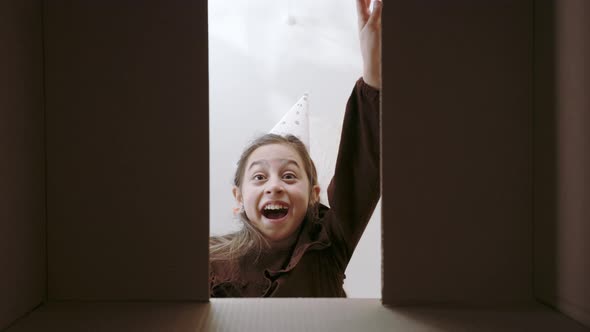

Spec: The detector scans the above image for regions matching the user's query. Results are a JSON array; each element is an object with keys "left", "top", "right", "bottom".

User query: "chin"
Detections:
[
  {"left": 263, "top": 228, "right": 293, "bottom": 242},
  {"left": 257, "top": 215, "right": 303, "bottom": 242}
]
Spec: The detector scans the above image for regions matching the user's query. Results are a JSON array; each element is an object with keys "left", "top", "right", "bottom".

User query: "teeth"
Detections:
[{"left": 264, "top": 204, "right": 288, "bottom": 210}]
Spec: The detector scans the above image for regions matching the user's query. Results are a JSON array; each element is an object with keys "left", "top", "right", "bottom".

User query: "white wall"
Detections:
[{"left": 208, "top": 0, "right": 381, "bottom": 298}]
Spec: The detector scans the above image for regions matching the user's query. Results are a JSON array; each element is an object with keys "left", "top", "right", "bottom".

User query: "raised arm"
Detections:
[
  {"left": 322, "top": 0, "right": 382, "bottom": 262},
  {"left": 357, "top": 0, "right": 382, "bottom": 90}
]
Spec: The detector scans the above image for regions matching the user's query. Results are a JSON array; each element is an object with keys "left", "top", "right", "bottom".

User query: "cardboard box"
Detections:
[{"left": 1, "top": 1, "right": 588, "bottom": 331}]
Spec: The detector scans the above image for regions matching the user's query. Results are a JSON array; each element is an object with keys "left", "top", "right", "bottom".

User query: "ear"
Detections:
[
  {"left": 311, "top": 185, "right": 321, "bottom": 205},
  {"left": 232, "top": 186, "right": 243, "bottom": 206}
]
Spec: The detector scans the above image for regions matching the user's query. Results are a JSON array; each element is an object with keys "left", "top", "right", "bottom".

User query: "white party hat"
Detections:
[{"left": 270, "top": 92, "right": 310, "bottom": 150}]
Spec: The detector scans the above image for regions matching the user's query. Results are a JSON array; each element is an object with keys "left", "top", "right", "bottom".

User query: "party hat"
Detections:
[{"left": 270, "top": 93, "right": 310, "bottom": 150}]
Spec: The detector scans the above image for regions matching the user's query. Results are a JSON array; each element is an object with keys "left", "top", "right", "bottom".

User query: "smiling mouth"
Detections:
[{"left": 261, "top": 205, "right": 289, "bottom": 220}]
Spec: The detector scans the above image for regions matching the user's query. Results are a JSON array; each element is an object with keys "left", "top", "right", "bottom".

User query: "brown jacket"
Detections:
[{"left": 210, "top": 78, "right": 381, "bottom": 297}]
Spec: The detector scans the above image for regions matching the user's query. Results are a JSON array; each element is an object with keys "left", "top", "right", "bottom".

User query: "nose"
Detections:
[{"left": 265, "top": 177, "right": 284, "bottom": 195}]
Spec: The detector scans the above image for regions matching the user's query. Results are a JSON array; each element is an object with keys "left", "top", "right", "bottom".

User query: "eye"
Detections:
[
  {"left": 283, "top": 173, "right": 297, "bottom": 180},
  {"left": 252, "top": 174, "right": 266, "bottom": 181}
]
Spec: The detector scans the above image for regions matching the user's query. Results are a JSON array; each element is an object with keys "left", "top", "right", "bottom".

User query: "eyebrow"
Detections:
[{"left": 248, "top": 159, "right": 301, "bottom": 171}]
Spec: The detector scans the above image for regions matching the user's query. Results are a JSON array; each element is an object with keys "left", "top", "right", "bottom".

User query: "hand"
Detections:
[{"left": 356, "top": 0, "right": 382, "bottom": 89}]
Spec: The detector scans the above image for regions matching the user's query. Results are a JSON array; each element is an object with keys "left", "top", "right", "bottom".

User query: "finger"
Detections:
[
  {"left": 367, "top": 0, "right": 383, "bottom": 26},
  {"left": 356, "top": 0, "right": 370, "bottom": 29}
]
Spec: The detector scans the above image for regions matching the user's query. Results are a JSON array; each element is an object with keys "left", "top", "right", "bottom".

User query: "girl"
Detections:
[{"left": 209, "top": 0, "right": 382, "bottom": 297}]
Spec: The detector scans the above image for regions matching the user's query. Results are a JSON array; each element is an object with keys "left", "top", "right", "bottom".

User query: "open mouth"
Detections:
[{"left": 261, "top": 203, "right": 289, "bottom": 220}]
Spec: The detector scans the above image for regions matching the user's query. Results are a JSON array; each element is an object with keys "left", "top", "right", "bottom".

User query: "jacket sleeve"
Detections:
[{"left": 324, "top": 77, "right": 381, "bottom": 265}]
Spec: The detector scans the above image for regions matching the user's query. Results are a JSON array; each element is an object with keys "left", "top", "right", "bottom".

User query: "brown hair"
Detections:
[{"left": 209, "top": 134, "right": 320, "bottom": 281}]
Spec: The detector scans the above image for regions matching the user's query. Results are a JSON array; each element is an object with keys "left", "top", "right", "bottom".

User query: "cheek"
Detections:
[
  {"left": 241, "top": 187, "right": 258, "bottom": 207},
  {"left": 244, "top": 192, "right": 258, "bottom": 207},
  {"left": 294, "top": 186, "right": 311, "bottom": 206}
]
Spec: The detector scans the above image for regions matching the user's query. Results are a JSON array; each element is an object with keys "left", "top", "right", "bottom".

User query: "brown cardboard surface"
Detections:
[
  {"left": 382, "top": 1, "right": 533, "bottom": 304},
  {"left": 1, "top": 0, "right": 579, "bottom": 329},
  {"left": 534, "top": 0, "right": 590, "bottom": 327},
  {"left": 0, "top": 0, "right": 46, "bottom": 329},
  {"left": 6, "top": 300, "right": 590, "bottom": 332},
  {"left": 44, "top": 1, "right": 209, "bottom": 300}
]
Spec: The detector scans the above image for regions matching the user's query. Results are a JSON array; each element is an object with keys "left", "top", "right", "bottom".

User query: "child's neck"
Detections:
[{"left": 267, "top": 231, "right": 298, "bottom": 252}]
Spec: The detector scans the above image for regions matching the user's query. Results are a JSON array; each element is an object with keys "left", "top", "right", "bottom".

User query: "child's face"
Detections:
[{"left": 234, "top": 143, "right": 319, "bottom": 243}]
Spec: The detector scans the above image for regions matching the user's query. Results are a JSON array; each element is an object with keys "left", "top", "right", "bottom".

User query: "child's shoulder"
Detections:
[
  {"left": 209, "top": 257, "right": 237, "bottom": 286},
  {"left": 318, "top": 203, "right": 330, "bottom": 217}
]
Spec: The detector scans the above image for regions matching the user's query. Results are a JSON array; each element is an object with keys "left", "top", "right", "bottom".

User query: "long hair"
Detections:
[{"left": 210, "top": 134, "right": 320, "bottom": 282}]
